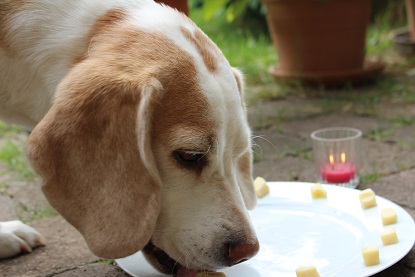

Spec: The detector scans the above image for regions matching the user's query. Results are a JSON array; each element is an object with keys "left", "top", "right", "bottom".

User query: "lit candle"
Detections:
[{"left": 320, "top": 152, "right": 355, "bottom": 183}]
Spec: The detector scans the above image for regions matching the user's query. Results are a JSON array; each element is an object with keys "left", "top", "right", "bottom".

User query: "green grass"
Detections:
[
  {"left": 366, "top": 13, "right": 402, "bottom": 57},
  {"left": 0, "top": 120, "right": 23, "bottom": 135},
  {"left": 190, "top": 8, "right": 277, "bottom": 85},
  {"left": 366, "top": 127, "right": 393, "bottom": 142},
  {"left": 17, "top": 204, "right": 58, "bottom": 222},
  {"left": 0, "top": 139, "right": 35, "bottom": 178},
  {"left": 387, "top": 116, "right": 415, "bottom": 126},
  {"left": 0, "top": 120, "right": 35, "bottom": 180},
  {"left": 360, "top": 172, "right": 382, "bottom": 185}
]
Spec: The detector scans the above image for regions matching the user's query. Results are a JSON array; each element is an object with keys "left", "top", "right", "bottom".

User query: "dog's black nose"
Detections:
[{"left": 226, "top": 239, "right": 259, "bottom": 265}]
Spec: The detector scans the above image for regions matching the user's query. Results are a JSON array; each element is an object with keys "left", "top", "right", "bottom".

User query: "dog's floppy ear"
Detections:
[
  {"left": 232, "top": 68, "right": 257, "bottom": 210},
  {"left": 26, "top": 63, "right": 162, "bottom": 259}
]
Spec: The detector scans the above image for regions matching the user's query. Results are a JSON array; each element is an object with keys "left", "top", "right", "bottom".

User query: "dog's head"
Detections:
[{"left": 26, "top": 3, "right": 258, "bottom": 274}]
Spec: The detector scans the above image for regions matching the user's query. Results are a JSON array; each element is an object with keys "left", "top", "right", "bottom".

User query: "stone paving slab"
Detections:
[
  {"left": 0, "top": 216, "right": 99, "bottom": 277},
  {"left": 278, "top": 113, "right": 391, "bottom": 140},
  {"left": 247, "top": 97, "right": 324, "bottom": 129},
  {"left": 253, "top": 156, "right": 315, "bottom": 182},
  {"left": 0, "top": 194, "right": 18, "bottom": 221},
  {"left": 252, "top": 128, "right": 309, "bottom": 160},
  {"left": 52, "top": 263, "right": 129, "bottom": 277},
  {"left": 359, "top": 139, "right": 415, "bottom": 176}
]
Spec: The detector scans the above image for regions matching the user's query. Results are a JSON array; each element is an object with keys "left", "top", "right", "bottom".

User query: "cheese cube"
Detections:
[
  {"left": 311, "top": 183, "right": 327, "bottom": 198},
  {"left": 295, "top": 265, "right": 320, "bottom": 277},
  {"left": 381, "top": 228, "right": 399, "bottom": 245},
  {"left": 361, "top": 245, "right": 380, "bottom": 266},
  {"left": 359, "top": 188, "right": 377, "bottom": 209},
  {"left": 195, "top": 272, "right": 226, "bottom": 277},
  {"left": 381, "top": 207, "right": 398, "bottom": 225},
  {"left": 254, "top": 177, "right": 270, "bottom": 198}
]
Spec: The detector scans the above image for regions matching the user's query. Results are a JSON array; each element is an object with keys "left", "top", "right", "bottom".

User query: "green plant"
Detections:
[
  {"left": 190, "top": 7, "right": 276, "bottom": 85},
  {"left": 96, "top": 259, "right": 117, "bottom": 266},
  {"left": 360, "top": 172, "right": 382, "bottom": 185},
  {"left": 0, "top": 121, "right": 23, "bottom": 136},
  {"left": 195, "top": 0, "right": 264, "bottom": 22},
  {"left": 0, "top": 139, "right": 35, "bottom": 178},
  {"left": 17, "top": 204, "right": 58, "bottom": 222},
  {"left": 366, "top": 127, "right": 393, "bottom": 142}
]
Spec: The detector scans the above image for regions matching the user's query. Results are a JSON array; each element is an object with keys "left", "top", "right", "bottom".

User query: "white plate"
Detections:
[{"left": 116, "top": 182, "right": 415, "bottom": 277}]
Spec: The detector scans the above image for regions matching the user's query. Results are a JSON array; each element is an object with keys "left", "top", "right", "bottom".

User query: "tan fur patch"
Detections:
[
  {"left": 180, "top": 26, "right": 219, "bottom": 73},
  {"left": 0, "top": 0, "right": 28, "bottom": 53},
  {"left": 69, "top": 6, "right": 215, "bottom": 138},
  {"left": 84, "top": 22, "right": 215, "bottom": 143},
  {"left": 73, "top": 8, "right": 127, "bottom": 65}
]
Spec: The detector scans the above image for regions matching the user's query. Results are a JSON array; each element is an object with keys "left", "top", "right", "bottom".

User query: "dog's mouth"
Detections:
[{"left": 142, "top": 241, "right": 212, "bottom": 277}]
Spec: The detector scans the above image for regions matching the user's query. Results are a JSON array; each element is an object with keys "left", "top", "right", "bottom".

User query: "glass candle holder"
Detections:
[{"left": 311, "top": 127, "right": 362, "bottom": 189}]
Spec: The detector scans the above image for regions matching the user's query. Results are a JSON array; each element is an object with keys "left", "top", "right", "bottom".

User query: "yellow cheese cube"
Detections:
[
  {"left": 295, "top": 265, "right": 320, "bottom": 277},
  {"left": 361, "top": 245, "right": 380, "bottom": 266},
  {"left": 359, "top": 188, "right": 377, "bottom": 209},
  {"left": 381, "top": 228, "right": 399, "bottom": 245},
  {"left": 381, "top": 207, "right": 398, "bottom": 225},
  {"left": 195, "top": 272, "right": 226, "bottom": 277},
  {"left": 254, "top": 176, "right": 270, "bottom": 198},
  {"left": 311, "top": 183, "right": 327, "bottom": 198}
]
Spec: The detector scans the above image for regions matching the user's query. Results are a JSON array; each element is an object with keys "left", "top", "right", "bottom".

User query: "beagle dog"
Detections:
[{"left": 0, "top": 0, "right": 259, "bottom": 275}]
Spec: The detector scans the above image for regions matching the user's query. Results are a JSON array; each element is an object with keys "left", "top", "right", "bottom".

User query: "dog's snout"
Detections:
[{"left": 226, "top": 239, "right": 259, "bottom": 266}]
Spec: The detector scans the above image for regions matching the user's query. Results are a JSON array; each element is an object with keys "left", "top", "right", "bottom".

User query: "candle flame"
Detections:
[
  {"left": 341, "top": 152, "right": 346, "bottom": 163},
  {"left": 329, "top": 154, "right": 334, "bottom": 164}
]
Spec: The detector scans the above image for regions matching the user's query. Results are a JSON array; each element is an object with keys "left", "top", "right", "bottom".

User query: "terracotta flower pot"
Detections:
[
  {"left": 263, "top": 0, "right": 383, "bottom": 86},
  {"left": 155, "top": 0, "right": 189, "bottom": 16}
]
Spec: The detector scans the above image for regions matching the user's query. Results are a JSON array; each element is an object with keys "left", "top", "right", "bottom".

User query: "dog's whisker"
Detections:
[
  {"left": 202, "top": 143, "right": 212, "bottom": 159},
  {"left": 173, "top": 253, "right": 185, "bottom": 273},
  {"left": 252, "top": 135, "right": 279, "bottom": 152},
  {"left": 250, "top": 141, "right": 264, "bottom": 159},
  {"left": 182, "top": 248, "right": 194, "bottom": 271}
]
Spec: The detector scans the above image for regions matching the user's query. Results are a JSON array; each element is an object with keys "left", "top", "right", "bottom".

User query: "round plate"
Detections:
[{"left": 116, "top": 182, "right": 415, "bottom": 277}]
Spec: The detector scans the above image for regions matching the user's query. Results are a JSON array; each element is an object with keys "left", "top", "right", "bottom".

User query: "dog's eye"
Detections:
[{"left": 173, "top": 150, "right": 207, "bottom": 170}]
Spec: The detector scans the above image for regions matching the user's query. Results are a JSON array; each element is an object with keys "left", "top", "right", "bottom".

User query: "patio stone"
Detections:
[
  {"left": 52, "top": 263, "right": 130, "bottom": 277},
  {"left": 247, "top": 97, "right": 324, "bottom": 130},
  {"left": 0, "top": 216, "right": 99, "bottom": 277},
  {"left": 254, "top": 156, "right": 315, "bottom": 182},
  {"left": 278, "top": 113, "right": 391, "bottom": 140},
  {"left": 0, "top": 194, "right": 17, "bottom": 221},
  {"left": 359, "top": 139, "right": 415, "bottom": 176}
]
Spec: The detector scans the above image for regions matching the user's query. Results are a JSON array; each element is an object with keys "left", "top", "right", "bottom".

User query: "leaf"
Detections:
[
  {"left": 202, "top": 0, "right": 229, "bottom": 20},
  {"left": 226, "top": 0, "right": 250, "bottom": 22}
]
